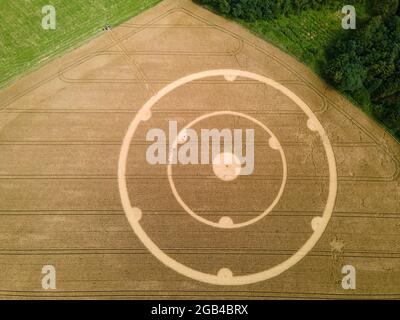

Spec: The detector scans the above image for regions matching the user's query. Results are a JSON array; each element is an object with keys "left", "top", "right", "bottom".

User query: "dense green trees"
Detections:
[
  {"left": 325, "top": 4, "right": 400, "bottom": 137},
  {"left": 371, "top": 0, "right": 399, "bottom": 17}
]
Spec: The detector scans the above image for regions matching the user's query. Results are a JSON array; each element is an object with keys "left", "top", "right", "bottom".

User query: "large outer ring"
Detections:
[
  {"left": 118, "top": 69, "right": 337, "bottom": 285},
  {"left": 167, "top": 110, "right": 288, "bottom": 229}
]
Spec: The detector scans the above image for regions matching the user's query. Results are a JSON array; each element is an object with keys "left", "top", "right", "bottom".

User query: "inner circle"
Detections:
[
  {"left": 212, "top": 152, "right": 241, "bottom": 182},
  {"left": 167, "top": 111, "right": 287, "bottom": 230}
]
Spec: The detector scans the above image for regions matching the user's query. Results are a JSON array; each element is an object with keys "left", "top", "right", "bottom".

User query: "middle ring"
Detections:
[{"left": 167, "top": 111, "right": 288, "bottom": 229}]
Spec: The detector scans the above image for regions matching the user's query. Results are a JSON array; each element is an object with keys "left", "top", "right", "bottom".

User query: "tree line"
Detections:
[
  {"left": 325, "top": 0, "right": 400, "bottom": 138},
  {"left": 194, "top": 0, "right": 364, "bottom": 21}
]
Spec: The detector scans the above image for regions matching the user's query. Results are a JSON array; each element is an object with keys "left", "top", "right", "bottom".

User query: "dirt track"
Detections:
[{"left": 0, "top": 0, "right": 399, "bottom": 298}]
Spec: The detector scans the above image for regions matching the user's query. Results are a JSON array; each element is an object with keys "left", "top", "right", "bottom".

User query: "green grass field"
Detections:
[
  {"left": 239, "top": 4, "right": 369, "bottom": 76},
  {"left": 0, "top": 0, "right": 161, "bottom": 88},
  {"left": 241, "top": 9, "right": 342, "bottom": 75}
]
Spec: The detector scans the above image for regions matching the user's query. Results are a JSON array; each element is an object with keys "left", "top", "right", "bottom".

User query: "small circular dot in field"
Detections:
[
  {"left": 311, "top": 217, "right": 323, "bottom": 231},
  {"left": 212, "top": 152, "right": 241, "bottom": 181},
  {"left": 224, "top": 74, "right": 237, "bottom": 82},
  {"left": 219, "top": 216, "right": 234, "bottom": 228},
  {"left": 269, "top": 137, "right": 280, "bottom": 150},
  {"left": 177, "top": 129, "right": 188, "bottom": 144},
  {"left": 128, "top": 207, "right": 143, "bottom": 222},
  {"left": 141, "top": 110, "right": 152, "bottom": 121},
  {"left": 217, "top": 268, "right": 233, "bottom": 279},
  {"left": 307, "top": 118, "right": 318, "bottom": 131}
]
